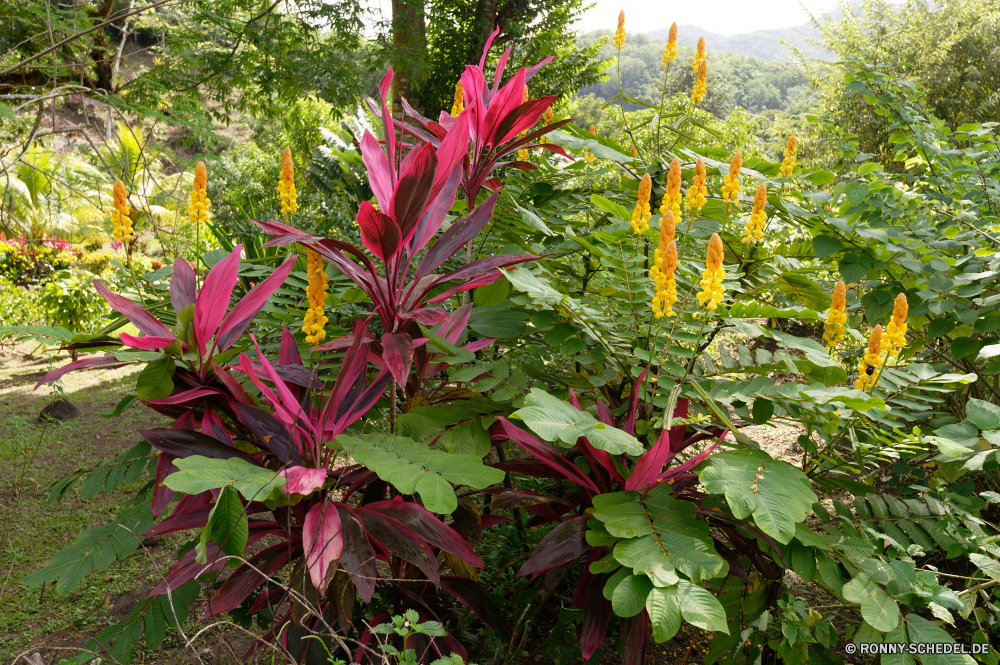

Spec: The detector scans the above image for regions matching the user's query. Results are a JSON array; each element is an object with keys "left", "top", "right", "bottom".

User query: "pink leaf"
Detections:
[
  {"left": 144, "top": 387, "right": 220, "bottom": 406},
  {"left": 399, "top": 307, "right": 450, "bottom": 325},
  {"left": 361, "top": 131, "right": 394, "bottom": 211},
  {"left": 483, "top": 68, "right": 526, "bottom": 147},
  {"left": 153, "top": 453, "right": 178, "bottom": 518},
  {"left": 356, "top": 202, "right": 400, "bottom": 264},
  {"left": 381, "top": 332, "right": 413, "bottom": 386},
  {"left": 119, "top": 333, "right": 179, "bottom": 351},
  {"left": 94, "top": 281, "right": 172, "bottom": 338},
  {"left": 195, "top": 245, "right": 242, "bottom": 356},
  {"left": 280, "top": 466, "right": 328, "bottom": 495},
  {"left": 392, "top": 143, "right": 437, "bottom": 247},
  {"left": 216, "top": 257, "right": 296, "bottom": 351},
  {"left": 34, "top": 354, "right": 120, "bottom": 390},
  {"left": 170, "top": 258, "right": 196, "bottom": 313},
  {"left": 303, "top": 501, "right": 344, "bottom": 590}
]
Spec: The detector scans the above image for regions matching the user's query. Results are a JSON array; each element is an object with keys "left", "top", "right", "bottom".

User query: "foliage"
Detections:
[
  {"left": 39, "top": 268, "right": 109, "bottom": 333},
  {"left": 0, "top": 274, "right": 43, "bottom": 327},
  {"left": 0, "top": 239, "right": 78, "bottom": 286}
]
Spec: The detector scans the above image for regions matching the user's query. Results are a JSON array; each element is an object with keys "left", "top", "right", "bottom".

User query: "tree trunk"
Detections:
[{"left": 391, "top": 0, "right": 428, "bottom": 116}]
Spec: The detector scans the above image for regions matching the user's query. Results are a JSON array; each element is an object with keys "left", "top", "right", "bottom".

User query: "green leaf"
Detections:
[
  {"left": 843, "top": 572, "right": 899, "bottom": 631},
  {"left": 102, "top": 395, "right": 138, "bottom": 418},
  {"left": 474, "top": 277, "right": 510, "bottom": 307},
  {"left": 904, "top": 614, "right": 976, "bottom": 665},
  {"left": 514, "top": 388, "right": 642, "bottom": 455},
  {"left": 970, "top": 553, "right": 1000, "bottom": 582},
  {"left": 593, "top": 486, "right": 724, "bottom": 581},
  {"left": 336, "top": 433, "right": 504, "bottom": 514},
  {"left": 163, "top": 456, "right": 285, "bottom": 502},
  {"left": 468, "top": 307, "right": 528, "bottom": 338},
  {"left": 967, "top": 399, "right": 1000, "bottom": 431},
  {"left": 136, "top": 356, "right": 176, "bottom": 400},
  {"left": 676, "top": 580, "right": 729, "bottom": 633},
  {"left": 812, "top": 235, "right": 843, "bottom": 258},
  {"left": 646, "top": 585, "right": 681, "bottom": 642},
  {"left": 611, "top": 573, "right": 654, "bottom": 617},
  {"left": 699, "top": 449, "right": 817, "bottom": 543},
  {"left": 590, "top": 194, "right": 630, "bottom": 221},
  {"left": 0, "top": 103, "right": 15, "bottom": 121},
  {"left": 207, "top": 485, "right": 248, "bottom": 568}
]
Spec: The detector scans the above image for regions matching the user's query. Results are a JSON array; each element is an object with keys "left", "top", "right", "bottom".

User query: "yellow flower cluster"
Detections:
[
  {"left": 685, "top": 158, "right": 707, "bottom": 214},
  {"left": 614, "top": 10, "right": 626, "bottom": 48},
  {"left": 188, "top": 161, "right": 209, "bottom": 226},
  {"left": 539, "top": 108, "right": 553, "bottom": 145},
  {"left": 779, "top": 135, "right": 797, "bottom": 177},
  {"left": 721, "top": 151, "right": 742, "bottom": 204},
  {"left": 451, "top": 81, "right": 464, "bottom": 117},
  {"left": 743, "top": 184, "right": 767, "bottom": 243},
  {"left": 691, "top": 60, "right": 708, "bottom": 104},
  {"left": 651, "top": 211, "right": 678, "bottom": 318},
  {"left": 855, "top": 325, "right": 884, "bottom": 391},
  {"left": 882, "top": 293, "right": 908, "bottom": 358},
  {"left": 662, "top": 22, "right": 678, "bottom": 67},
  {"left": 277, "top": 147, "right": 297, "bottom": 216},
  {"left": 697, "top": 233, "right": 726, "bottom": 310},
  {"left": 692, "top": 37, "right": 706, "bottom": 75},
  {"left": 823, "top": 281, "right": 847, "bottom": 349},
  {"left": 631, "top": 174, "right": 652, "bottom": 235},
  {"left": 302, "top": 249, "right": 329, "bottom": 345},
  {"left": 659, "top": 157, "right": 683, "bottom": 227},
  {"left": 583, "top": 124, "right": 597, "bottom": 164},
  {"left": 517, "top": 87, "right": 530, "bottom": 162},
  {"left": 111, "top": 179, "right": 134, "bottom": 243}
]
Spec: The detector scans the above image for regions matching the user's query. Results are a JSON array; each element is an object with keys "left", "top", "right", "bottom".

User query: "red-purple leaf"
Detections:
[
  {"left": 496, "top": 418, "right": 599, "bottom": 493},
  {"left": 381, "top": 332, "right": 413, "bottom": 385},
  {"left": 620, "top": 611, "right": 649, "bottom": 665},
  {"left": 494, "top": 458, "right": 568, "bottom": 480},
  {"left": 432, "top": 114, "right": 470, "bottom": 193},
  {"left": 303, "top": 500, "right": 344, "bottom": 590},
  {"left": 280, "top": 466, "right": 328, "bottom": 495},
  {"left": 33, "top": 354, "right": 121, "bottom": 389},
  {"left": 416, "top": 192, "right": 499, "bottom": 280},
  {"left": 408, "top": 162, "right": 463, "bottom": 255},
  {"left": 361, "top": 131, "right": 393, "bottom": 211},
  {"left": 194, "top": 245, "right": 242, "bottom": 356},
  {"left": 201, "top": 410, "right": 233, "bottom": 446},
  {"left": 119, "top": 334, "right": 179, "bottom": 351},
  {"left": 491, "top": 491, "right": 574, "bottom": 512},
  {"left": 398, "top": 307, "right": 450, "bottom": 325},
  {"left": 362, "top": 500, "right": 482, "bottom": 567},
  {"left": 357, "top": 509, "right": 439, "bottom": 585},
  {"left": 206, "top": 543, "right": 293, "bottom": 616},
  {"left": 144, "top": 387, "right": 220, "bottom": 406},
  {"left": 440, "top": 576, "right": 513, "bottom": 638},
  {"left": 170, "top": 258, "right": 196, "bottom": 313},
  {"left": 139, "top": 428, "right": 259, "bottom": 464},
  {"left": 481, "top": 514, "right": 515, "bottom": 529},
  {"left": 279, "top": 327, "right": 302, "bottom": 365},
  {"left": 230, "top": 402, "right": 301, "bottom": 466},
  {"left": 482, "top": 68, "right": 526, "bottom": 147},
  {"left": 518, "top": 516, "right": 589, "bottom": 577},
  {"left": 152, "top": 453, "right": 178, "bottom": 518},
  {"left": 144, "top": 506, "right": 210, "bottom": 536},
  {"left": 494, "top": 96, "right": 557, "bottom": 146},
  {"left": 216, "top": 258, "right": 296, "bottom": 351},
  {"left": 149, "top": 524, "right": 278, "bottom": 595},
  {"left": 356, "top": 201, "right": 401, "bottom": 264},
  {"left": 94, "top": 281, "right": 172, "bottom": 338},
  {"left": 392, "top": 143, "right": 436, "bottom": 246},
  {"left": 337, "top": 506, "right": 376, "bottom": 603},
  {"left": 579, "top": 576, "right": 613, "bottom": 660}
]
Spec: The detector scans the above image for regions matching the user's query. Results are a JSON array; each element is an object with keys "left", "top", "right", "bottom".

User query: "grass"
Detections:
[{"left": 0, "top": 343, "right": 180, "bottom": 664}]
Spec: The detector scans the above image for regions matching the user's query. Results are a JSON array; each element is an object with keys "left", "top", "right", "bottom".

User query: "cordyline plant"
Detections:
[
  {"left": 30, "top": 245, "right": 513, "bottom": 664},
  {"left": 255, "top": 67, "right": 544, "bottom": 409},
  {"left": 487, "top": 380, "right": 817, "bottom": 665}
]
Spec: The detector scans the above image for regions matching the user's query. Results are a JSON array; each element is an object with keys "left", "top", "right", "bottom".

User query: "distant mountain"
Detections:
[{"left": 647, "top": 21, "right": 833, "bottom": 62}]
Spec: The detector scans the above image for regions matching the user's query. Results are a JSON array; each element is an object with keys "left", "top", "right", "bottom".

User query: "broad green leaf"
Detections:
[
  {"left": 611, "top": 573, "right": 653, "bottom": 617},
  {"left": 966, "top": 399, "right": 1000, "bottom": 430},
  {"left": 513, "top": 388, "right": 642, "bottom": 455},
  {"left": 164, "top": 456, "right": 285, "bottom": 502},
  {"left": 646, "top": 585, "right": 681, "bottom": 642},
  {"left": 136, "top": 356, "right": 176, "bottom": 400},
  {"left": 474, "top": 276, "right": 510, "bottom": 307},
  {"left": 700, "top": 449, "right": 817, "bottom": 543},
  {"left": 468, "top": 306, "right": 528, "bottom": 338},
  {"left": 207, "top": 485, "right": 249, "bottom": 568},
  {"left": 676, "top": 580, "right": 728, "bottom": 633}
]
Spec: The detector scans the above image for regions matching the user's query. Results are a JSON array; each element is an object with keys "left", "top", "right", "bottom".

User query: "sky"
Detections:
[{"left": 575, "top": 0, "right": 840, "bottom": 35}]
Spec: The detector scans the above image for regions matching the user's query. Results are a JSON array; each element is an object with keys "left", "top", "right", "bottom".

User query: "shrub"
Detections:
[
  {"left": 0, "top": 276, "right": 44, "bottom": 327},
  {"left": 39, "top": 269, "right": 109, "bottom": 333}
]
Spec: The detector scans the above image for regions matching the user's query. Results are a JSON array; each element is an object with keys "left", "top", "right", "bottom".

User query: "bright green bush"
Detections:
[
  {"left": 0, "top": 276, "right": 44, "bottom": 327},
  {"left": 39, "top": 269, "right": 109, "bottom": 333}
]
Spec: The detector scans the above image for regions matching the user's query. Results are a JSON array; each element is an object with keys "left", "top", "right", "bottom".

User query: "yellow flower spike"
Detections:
[
  {"left": 855, "top": 324, "right": 884, "bottom": 391},
  {"left": 302, "top": 248, "right": 329, "bottom": 345},
  {"left": 582, "top": 124, "right": 597, "bottom": 164},
  {"left": 697, "top": 233, "right": 726, "bottom": 310},
  {"left": 111, "top": 179, "right": 134, "bottom": 244},
  {"left": 650, "top": 209, "right": 675, "bottom": 285},
  {"left": 631, "top": 174, "right": 652, "bottom": 235},
  {"left": 721, "top": 151, "right": 742, "bottom": 205},
  {"left": 188, "top": 161, "right": 210, "bottom": 226},
  {"left": 517, "top": 87, "right": 531, "bottom": 161},
  {"left": 685, "top": 158, "right": 707, "bottom": 215},
  {"left": 659, "top": 157, "right": 683, "bottom": 227},
  {"left": 614, "top": 10, "right": 626, "bottom": 48},
  {"left": 883, "top": 293, "right": 909, "bottom": 358},
  {"left": 450, "top": 80, "right": 465, "bottom": 117},
  {"left": 743, "top": 183, "right": 767, "bottom": 243},
  {"left": 277, "top": 147, "right": 297, "bottom": 216},
  {"left": 691, "top": 59, "right": 708, "bottom": 104},
  {"left": 662, "top": 22, "right": 678, "bottom": 67},
  {"left": 692, "top": 36, "right": 706, "bottom": 75},
  {"left": 823, "top": 281, "right": 848, "bottom": 349},
  {"left": 631, "top": 145, "right": 638, "bottom": 157},
  {"left": 780, "top": 135, "right": 797, "bottom": 177},
  {"left": 538, "top": 107, "right": 554, "bottom": 145},
  {"left": 651, "top": 210, "right": 679, "bottom": 318}
]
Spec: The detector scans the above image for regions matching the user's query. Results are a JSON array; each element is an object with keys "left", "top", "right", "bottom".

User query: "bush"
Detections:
[
  {"left": 0, "top": 241, "right": 78, "bottom": 286},
  {"left": 39, "top": 268, "right": 109, "bottom": 333},
  {"left": 0, "top": 276, "right": 44, "bottom": 327}
]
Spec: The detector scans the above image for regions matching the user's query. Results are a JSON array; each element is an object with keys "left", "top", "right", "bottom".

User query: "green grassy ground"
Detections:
[{"left": 0, "top": 344, "right": 181, "bottom": 664}]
